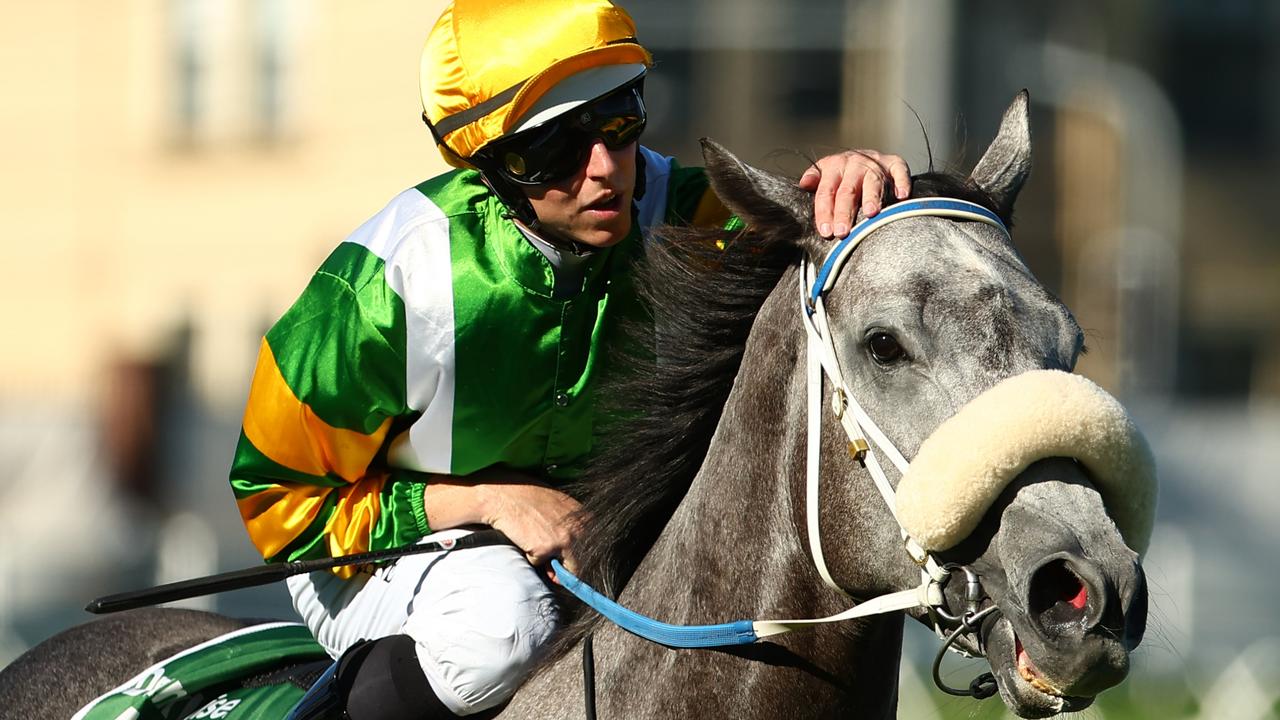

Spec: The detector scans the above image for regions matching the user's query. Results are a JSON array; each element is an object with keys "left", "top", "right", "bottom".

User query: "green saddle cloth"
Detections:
[{"left": 72, "top": 622, "right": 329, "bottom": 720}]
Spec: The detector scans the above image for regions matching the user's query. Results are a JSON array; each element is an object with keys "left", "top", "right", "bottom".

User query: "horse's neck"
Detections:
[
  {"left": 621, "top": 270, "right": 812, "bottom": 618},
  {"left": 591, "top": 269, "right": 904, "bottom": 717},
  {"left": 502, "top": 268, "right": 905, "bottom": 719}
]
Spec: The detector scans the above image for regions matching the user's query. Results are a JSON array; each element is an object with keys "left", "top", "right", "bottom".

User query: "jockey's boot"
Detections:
[
  {"left": 286, "top": 635, "right": 463, "bottom": 720},
  {"left": 284, "top": 639, "right": 368, "bottom": 720}
]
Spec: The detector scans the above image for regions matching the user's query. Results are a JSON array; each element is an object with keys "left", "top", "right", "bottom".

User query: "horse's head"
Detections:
[{"left": 699, "top": 92, "right": 1155, "bottom": 718}]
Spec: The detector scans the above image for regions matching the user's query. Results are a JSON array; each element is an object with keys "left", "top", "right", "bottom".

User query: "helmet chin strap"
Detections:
[
  {"left": 512, "top": 216, "right": 598, "bottom": 258},
  {"left": 474, "top": 169, "right": 592, "bottom": 255}
]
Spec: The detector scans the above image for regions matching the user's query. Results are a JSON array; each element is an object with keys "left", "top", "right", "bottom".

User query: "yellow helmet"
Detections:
[{"left": 421, "top": 0, "right": 653, "bottom": 167}]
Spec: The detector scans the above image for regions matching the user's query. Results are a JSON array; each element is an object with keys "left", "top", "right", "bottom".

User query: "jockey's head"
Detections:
[{"left": 421, "top": 0, "right": 652, "bottom": 247}]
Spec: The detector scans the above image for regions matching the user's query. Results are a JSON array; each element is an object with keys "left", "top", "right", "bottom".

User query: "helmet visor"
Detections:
[{"left": 482, "top": 82, "right": 646, "bottom": 186}]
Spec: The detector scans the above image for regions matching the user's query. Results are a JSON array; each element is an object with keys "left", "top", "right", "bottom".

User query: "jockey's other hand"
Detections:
[
  {"left": 480, "top": 477, "right": 584, "bottom": 573},
  {"left": 799, "top": 150, "right": 911, "bottom": 239}
]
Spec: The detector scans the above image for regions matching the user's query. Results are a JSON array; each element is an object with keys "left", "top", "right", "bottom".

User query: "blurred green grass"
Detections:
[{"left": 899, "top": 675, "right": 1280, "bottom": 719}]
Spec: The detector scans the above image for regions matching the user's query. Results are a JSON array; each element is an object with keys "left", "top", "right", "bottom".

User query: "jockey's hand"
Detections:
[
  {"left": 799, "top": 150, "right": 911, "bottom": 239},
  {"left": 479, "top": 478, "right": 584, "bottom": 573}
]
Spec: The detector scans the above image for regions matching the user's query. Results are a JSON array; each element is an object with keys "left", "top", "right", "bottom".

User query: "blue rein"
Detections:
[{"left": 551, "top": 559, "right": 758, "bottom": 648}]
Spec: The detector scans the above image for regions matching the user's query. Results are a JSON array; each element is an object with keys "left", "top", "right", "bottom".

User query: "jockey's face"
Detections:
[{"left": 524, "top": 139, "right": 637, "bottom": 248}]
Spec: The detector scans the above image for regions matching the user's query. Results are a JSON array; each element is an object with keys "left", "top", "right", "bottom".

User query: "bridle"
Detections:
[
  {"left": 799, "top": 197, "right": 1011, "bottom": 697},
  {"left": 552, "top": 197, "right": 1015, "bottom": 700}
]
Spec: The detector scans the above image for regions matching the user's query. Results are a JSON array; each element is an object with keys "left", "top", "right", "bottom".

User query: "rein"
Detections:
[{"left": 552, "top": 197, "right": 1011, "bottom": 701}]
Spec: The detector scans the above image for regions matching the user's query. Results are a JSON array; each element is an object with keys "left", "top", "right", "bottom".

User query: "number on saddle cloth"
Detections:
[{"left": 72, "top": 623, "right": 329, "bottom": 720}]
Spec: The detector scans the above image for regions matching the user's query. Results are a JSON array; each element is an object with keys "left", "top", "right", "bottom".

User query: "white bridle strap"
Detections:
[
  {"left": 799, "top": 199, "right": 1009, "bottom": 622},
  {"left": 802, "top": 266, "right": 945, "bottom": 593},
  {"left": 752, "top": 583, "right": 933, "bottom": 639},
  {"left": 804, "top": 296, "right": 844, "bottom": 594}
]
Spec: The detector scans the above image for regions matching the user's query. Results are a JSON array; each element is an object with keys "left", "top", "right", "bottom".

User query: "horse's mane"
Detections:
[
  {"left": 566, "top": 213, "right": 799, "bottom": 596},
  {"left": 547, "top": 168, "right": 1002, "bottom": 660}
]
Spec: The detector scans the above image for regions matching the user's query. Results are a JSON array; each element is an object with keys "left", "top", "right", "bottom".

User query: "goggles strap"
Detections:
[{"left": 431, "top": 79, "right": 527, "bottom": 139}]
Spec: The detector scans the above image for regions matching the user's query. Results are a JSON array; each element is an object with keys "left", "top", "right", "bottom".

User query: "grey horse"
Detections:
[{"left": 0, "top": 91, "right": 1149, "bottom": 719}]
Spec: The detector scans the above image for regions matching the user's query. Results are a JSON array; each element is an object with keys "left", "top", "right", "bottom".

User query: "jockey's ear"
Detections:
[
  {"left": 969, "top": 89, "right": 1032, "bottom": 220},
  {"left": 700, "top": 137, "right": 813, "bottom": 242}
]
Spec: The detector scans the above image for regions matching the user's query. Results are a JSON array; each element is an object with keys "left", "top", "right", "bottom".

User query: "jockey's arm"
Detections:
[
  {"left": 422, "top": 470, "right": 582, "bottom": 571},
  {"left": 227, "top": 246, "right": 511, "bottom": 579}
]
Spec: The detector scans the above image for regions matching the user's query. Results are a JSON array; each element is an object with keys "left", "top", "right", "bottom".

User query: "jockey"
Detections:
[{"left": 228, "top": 1, "right": 911, "bottom": 718}]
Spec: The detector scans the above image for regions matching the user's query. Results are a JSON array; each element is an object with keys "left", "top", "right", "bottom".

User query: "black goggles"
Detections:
[{"left": 481, "top": 82, "right": 646, "bottom": 186}]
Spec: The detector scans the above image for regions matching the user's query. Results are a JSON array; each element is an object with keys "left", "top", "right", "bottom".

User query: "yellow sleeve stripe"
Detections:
[
  {"left": 242, "top": 338, "right": 393, "bottom": 482},
  {"left": 324, "top": 474, "right": 386, "bottom": 576},
  {"left": 237, "top": 483, "right": 332, "bottom": 560},
  {"left": 235, "top": 476, "right": 386, "bottom": 577}
]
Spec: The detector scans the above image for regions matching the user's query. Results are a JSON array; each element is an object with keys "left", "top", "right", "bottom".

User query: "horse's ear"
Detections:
[
  {"left": 969, "top": 90, "right": 1032, "bottom": 218},
  {"left": 699, "top": 137, "right": 811, "bottom": 237}
]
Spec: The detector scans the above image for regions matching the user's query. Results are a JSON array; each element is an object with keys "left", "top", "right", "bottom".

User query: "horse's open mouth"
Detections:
[
  {"left": 1015, "top": 637, "right": 1063, "bottom": 697},
  {"left": 984, "top": 617, "right": 1094, "bottom": 718}
]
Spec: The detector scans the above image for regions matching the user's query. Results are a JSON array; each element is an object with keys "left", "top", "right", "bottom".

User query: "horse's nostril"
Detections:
[{"left": 1029, "top": 559, "right": 1089, "bottom": 632}]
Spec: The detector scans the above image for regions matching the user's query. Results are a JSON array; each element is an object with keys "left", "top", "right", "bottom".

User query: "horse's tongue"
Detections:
[
  {"left": 1016, "top": 638, "right": 1034, "bottom": 675},
  {"left": 1016, "top": 637, "right": 1063, "bottom": 695}
]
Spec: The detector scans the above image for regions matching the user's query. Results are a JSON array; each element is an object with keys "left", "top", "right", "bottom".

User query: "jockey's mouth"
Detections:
[{"left": 583, "top": 194, "right": 622, "bottom": 212}]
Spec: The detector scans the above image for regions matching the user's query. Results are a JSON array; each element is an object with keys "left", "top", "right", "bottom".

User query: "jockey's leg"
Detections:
[
  {"left": 286, "top": 635, "right": 456, "bottom": 720},
  {"left": 286, "top": 529, "right": 560, "bottom": 717}
]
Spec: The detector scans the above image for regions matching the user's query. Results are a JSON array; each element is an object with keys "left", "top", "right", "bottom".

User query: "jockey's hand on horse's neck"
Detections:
[
  {"left": 799, "top": 150, "right": 912, "bottom": 239},
  {"left": 423, "top": 469, "right": 583, "bottom": 573}
]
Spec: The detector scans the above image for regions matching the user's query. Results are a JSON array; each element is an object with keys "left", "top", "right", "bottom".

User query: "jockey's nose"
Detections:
[{"left": 584, "top": 138, "right": 620, "bottom": 179}]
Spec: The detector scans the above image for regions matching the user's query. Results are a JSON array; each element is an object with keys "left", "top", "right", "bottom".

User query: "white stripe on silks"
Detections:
[{"left": 346, "top": 189, "right": 456, "bottom": 475}]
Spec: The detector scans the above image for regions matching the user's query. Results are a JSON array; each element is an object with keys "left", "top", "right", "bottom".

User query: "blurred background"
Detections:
[{"left": 1, "top": 1, "right": 1277, "bottom": 717}]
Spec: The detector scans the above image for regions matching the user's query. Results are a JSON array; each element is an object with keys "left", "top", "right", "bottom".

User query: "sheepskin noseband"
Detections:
[{"left": 894, "top": 370, "right": 1157, "bottom": 556}]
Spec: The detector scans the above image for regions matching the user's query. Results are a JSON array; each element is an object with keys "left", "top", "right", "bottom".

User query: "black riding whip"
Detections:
[{"left": 86, "top": 529, "right": 513, "bottom": 614}]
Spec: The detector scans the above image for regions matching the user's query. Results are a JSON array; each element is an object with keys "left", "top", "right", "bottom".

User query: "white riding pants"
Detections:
[{"left": 286, "top": 528, "right": 560, "bottom": 716}]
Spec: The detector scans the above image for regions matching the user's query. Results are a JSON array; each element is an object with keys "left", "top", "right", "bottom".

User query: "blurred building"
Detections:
[
  {"left": 1, "top": 0, "right": 450, "bottom": 407},
  {"left": 1, "top": 0, "right": 1278, "bottom": 710},
  {"left": 0, "top": 0, "right": 450, "bottom": 647},
  {"left": 634, "top": 0, "right": 1280, "bottom": 404}
]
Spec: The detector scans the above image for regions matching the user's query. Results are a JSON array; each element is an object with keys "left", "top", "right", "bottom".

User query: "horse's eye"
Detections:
[{"left": 867, "top": 332, "right": 905, "bottom": 364}]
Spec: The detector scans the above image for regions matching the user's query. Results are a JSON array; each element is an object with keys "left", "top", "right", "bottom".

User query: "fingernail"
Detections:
[
  {"left": 820, "top": 222, "right": 831, "bottom": 237},
  {"left": 897, "top": 186, "right": 908, "bottom": 199},
  {"left": 834, "top": 223, "right": 848, "bottom": 237}
]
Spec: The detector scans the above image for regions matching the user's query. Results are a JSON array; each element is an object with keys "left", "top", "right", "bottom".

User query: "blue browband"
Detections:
[{"left": 806, "top": 198, "right": 1008, "bottom": 312}]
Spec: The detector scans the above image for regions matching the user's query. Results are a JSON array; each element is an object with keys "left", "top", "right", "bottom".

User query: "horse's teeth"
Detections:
[
  {"left": 1029, "top": 675, "right": 1063, "bottom": 696},
  {"left": 1017, "top": 648, "right": 1064, "bottom": 696}
]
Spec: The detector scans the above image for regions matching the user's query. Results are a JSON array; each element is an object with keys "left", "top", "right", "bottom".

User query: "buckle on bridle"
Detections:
[
  {"left": 905, "top": 537, "right": 930, "bottom": 567},
  {"left": 932, "top": 565, "right": 984, "bottom": 623},
  {"left": 831, "top": 389, "right": 870, "bottom": 461},
  {"left": 831, "top": 387, "right": 847, "bottom": 417},
  {"left": 927, "top": 564, "right": 999, "bottom": 700}
]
